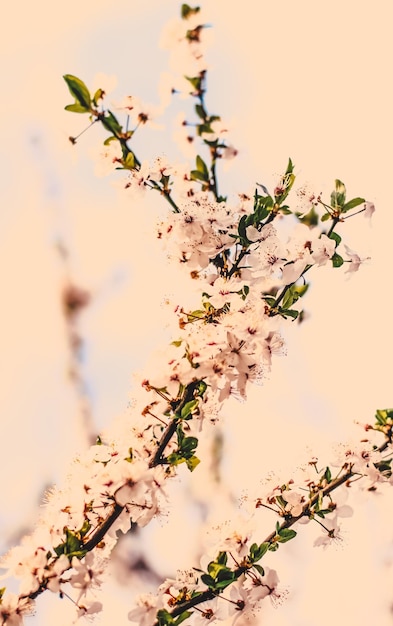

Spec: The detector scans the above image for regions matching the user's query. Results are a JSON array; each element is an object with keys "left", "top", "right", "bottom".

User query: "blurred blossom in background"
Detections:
[{"left": 1, "top": 0, "right": 393, "bottom": 624}]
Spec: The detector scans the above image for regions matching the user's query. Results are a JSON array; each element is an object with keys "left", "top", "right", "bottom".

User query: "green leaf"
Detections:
[
  {"left": 79, "top": 519, "right": 91, "bottom": 538},
  {"left": 296, "top": 205, "right": 319, "bottom": 227},
  {"left": 54, "top": 528, "right": 88, "bottom": 558},
  {"left": 253, "top": 563, "right": 265, "bottom": 576},
  {"left": 341, "top": 197, "right": 365, "bottom": 213},
  {"left": 293, "top": 284, "right": 308, "bottom": 298},
  {"left": 100, "top": 110, "right": 123, "bottom": 136},
  {"left": 279, "top": 308, "right": 299, "bottom": 320},
  {"left": 174, "top": 612, "right": 193, "bottom": 626},
  {"left": 204, "top": 563, "right": 236, "bottom": 589},
  {"left": 201, "top": 573, "right": 216, "bottom": 588},
  {"left": 166, "top": 452, "right": 184, "bottom": 466},
  {"left": 217, "top": 551, "right": 228, "bottom": 565},
  {"left": 321, "top": 213, "right": 331, "bottom": 222},
  {"left": 195, "top": 103, "right": 205, "bottom": 119},
  {"left": 331, "top": 253, "right": 344, "bottom": 268},
  {"left": 186, "top": 455, "right": 200, "bottom": 471},
  {"left": 63, "top": 74, "right": 91, "bottom": 109},
  {"left": 277, "top": 528, "right": 297, "bottom": 543},
  {"left": 65, "top": 528, "right": 83, "bottom": 553},
  {"left": 268, "top": 542, "right": 279, "bottom": 551},
  {"left": 375, "top": 408, "right": 393, "bottom": 425},
  {"left": 64, "top": 102, "right": 90, "bottom": 114},
  {"left": 181, "top": 436, "right": 198, "bottom": 453},
  {"left": 196, "top": 155, "right": 209, "bottom": 180},
  {"left": 92, "top": 88, "right": 104, "bottom": 106},
  {"left": 274, "top": 159, "right": 296, "bottom": 205},
  {"left": 249, "top": 542, "right": 269, "bottom": 562},
  {"left": 323, "top": 466, "right": 332, "bottom": 483},
  {"left": 196, "top": 380, "right": 207, "bottom": 396},
  {"left": 286, "top": 157, "right": 294, "bottom": 174},
  {"left": 315, "top": 509, "right": 331, "bottom": 518},
  {"left": 252, "top": 192, "right": 274, "bottom": 225},
  {"left": 185, "top": 75, "right": 201, "bottom": 90},
  {"left": 103, "top": 135, "right": 118, "bottom": 146},
  {"left": 215, "top": 575, "right": 236, "bottom": 590},
  {"left": 281, "top": 285, "right": 296, "bottom": 310},
  {"left": 330, "top": 179, "right": 346, "bottom": 210},
  {"left": 181, "top": 4, "right": 200, "bottom": 19},
  {"left": 237, "top": 214, "right": 253, "bottom": 245},
  {"left": 124, "top": 152, "right": 135, "bottom": 169},
  {"left": 328, "top": 231, "right": 342, "bottom": 247},
  {"left": 208, "top": 561, "right": 226, "bottom": 578},
  {"left": 187, "top": 309, "right": 205, "bottom": 321},
  {"left": 190, "top": 170, "right": 208, "bottom": 182},
  {"left": 157, "top": 609, "right": 175, "bottom": 625},
  {"left": 276, "top": 531, "right": 293, "bottom": 545}
]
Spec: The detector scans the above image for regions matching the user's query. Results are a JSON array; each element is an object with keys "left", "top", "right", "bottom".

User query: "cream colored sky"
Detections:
[{"left": 1, "top": 1, "right": 393, "bottom": 624}]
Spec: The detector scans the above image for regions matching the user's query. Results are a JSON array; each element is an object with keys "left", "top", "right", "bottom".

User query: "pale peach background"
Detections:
[{"left": 1, "top": 0, "right": 393, "bottom": 624}]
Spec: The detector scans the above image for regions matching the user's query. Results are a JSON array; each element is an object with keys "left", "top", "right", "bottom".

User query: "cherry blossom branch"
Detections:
[
  {"left": 65, "top": 80, "right": 181, "bottom": 214},
  {"left": 0, "top": 6, "right": 379, "bottom": 626},
  {"left": 145, "top": 415, "right": 393, "bottom": 625}
]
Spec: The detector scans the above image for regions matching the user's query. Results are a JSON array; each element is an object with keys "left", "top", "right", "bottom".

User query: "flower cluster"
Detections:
[
  {"left": 130, "top": 409, "right": 393, "bottom": 626},
  {"left": 0, "top": 3, "right": 382, "bottom": 626}
]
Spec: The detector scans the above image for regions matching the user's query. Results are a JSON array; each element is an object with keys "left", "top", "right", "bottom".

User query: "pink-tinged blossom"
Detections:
[
  {"left": 310, "top": 234, "right": 335, "bottom": 266},
  {"left": 329, "top": 488, "right": 353, "bottom": 520},
  {"left": 91, "top": 72, "right": 118, "bottom": 99},
  {"left": 148, "top": 156, "right": 175, "bottom": 183},
  {"left": 245, "top": 567, "right": 286, "bottom": 607},
  {"left": 283, "top": 490, "right": 306, "bottom": 517},
  {"left": 76, "top": 600, "right": 103, "bottom": 620},
  {"left": 45, "top": 554, "right": 70, "bottom": 593},
  {"left": 5, "top": 545, "right": 51, "bottom": 597},
  {"left": 159, "top": 9, "right": 211, "bottom": 81},
  {"left": 343, "top": 244, "right": 369, "bottom": 274},
  {"left": 364, "top": 201, "right": 375, "bottom": 221},
  {"left": 0, "top": 593, "right": 33, "bottom": 626},
  {"left": 229, "top": 582, "right": 254, "bottom": 625},
  {"left": 221, "top": 144, "right": 238, "bottom": 161},
  {"left": 113, "top": 460, "right": 151, "bottom": 507},
  {"left": 314, "top": 519, "right": 346, "bottom": 549},
  {"left": 206, "top": 516, "right": 256, "bottom": 559},
  {"left": 128, "top": 593, "right": 160, "bottom": 626},
  {"left": 159, "top": 568, "right": 199, "bottom": 596},
  {"left": 121, "top": 160, "right": 151, "bottom": 196},
  {"left": 245, "top": 222, "right": 276, "bottom": 245},
  {"left": 94, "top": 141, "right": 122, "bottom": 177},
  {"left": 113, "top": 95, "right": 163, "bottom": 128},
  {"left": 286, "top": 223, "right": 330, "bottom": 267},
  {"left": 172, "top": 112, "right": 198, "bottom": 158},
  {"left": 157, "top": 197, "right": 236, "bottom": 269},
  {"left": 260, "top": 331, "right": 286, "bottom": 368},
  {"left": 206, "top": 276, "right": 247, "bottom": 310},
  {"left": 241, "top": 234, "right": 286, "bottom": 281},
  {"left": 343, "top": 445, "right": 385, "bottom": 488},
  {"left": 281, "top": 257, "right": 310, "bottom": 285},
  {"left": 69, "top": 552, "right": 104, "bottom": 601},
  {"left": 192, "top": 597, "right": 228, "bottom": 625},
  {"left": 295, "top": 182, "right": 321, "bottom": 214}
]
